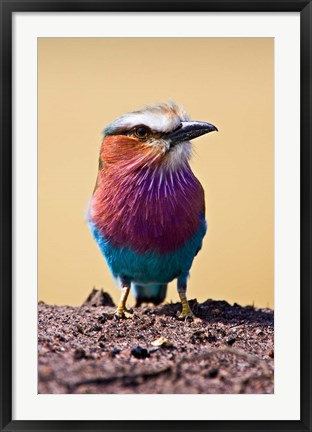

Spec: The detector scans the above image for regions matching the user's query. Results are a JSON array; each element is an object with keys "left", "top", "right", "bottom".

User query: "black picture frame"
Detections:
[{"left": 1, "top": 1, "right": 311, "bottom": 431}]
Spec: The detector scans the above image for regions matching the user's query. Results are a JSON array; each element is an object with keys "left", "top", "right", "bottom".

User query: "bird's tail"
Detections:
[{"left": 132, "top": 283, "right": 167, "bottom": 307}]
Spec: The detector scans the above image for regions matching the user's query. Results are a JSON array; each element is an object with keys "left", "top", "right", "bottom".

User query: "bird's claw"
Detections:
[
  {"left": 177, "top": 310, "right": 195, "bottom": 321},
  {"left": 114, "top": 307, "right": 134, "bottom": 319}
]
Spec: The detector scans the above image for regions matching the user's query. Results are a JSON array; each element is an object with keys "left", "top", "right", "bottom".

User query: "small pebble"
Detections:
[
  {"left": 208, "top": 368, "right": 219, "bottom": 378},
  {"left": 131, "top": 346, "right": 150, "bottom": 359}
]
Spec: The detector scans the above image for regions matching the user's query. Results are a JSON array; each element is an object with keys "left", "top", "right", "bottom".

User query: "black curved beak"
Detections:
[{"left": 166, "top": 121, "right": 218, "bottom": 146}]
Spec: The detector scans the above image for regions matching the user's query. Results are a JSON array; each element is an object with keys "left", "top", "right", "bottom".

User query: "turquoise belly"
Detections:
[{"left": 89, "top": 219, "right": 207, "bottom": 284}]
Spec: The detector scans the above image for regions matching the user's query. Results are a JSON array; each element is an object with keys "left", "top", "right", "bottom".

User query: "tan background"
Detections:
[{"left": 38, "top": 38, "right": 274, "bottom": 308}]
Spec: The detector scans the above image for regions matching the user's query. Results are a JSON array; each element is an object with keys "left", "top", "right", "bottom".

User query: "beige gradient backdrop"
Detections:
[{"left": 38, "top": 38, "right": 274, "bottom": 308}]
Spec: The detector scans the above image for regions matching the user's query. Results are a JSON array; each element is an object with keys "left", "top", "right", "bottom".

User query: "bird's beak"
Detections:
[{"left": 166, "top": 121, "right": 218, "bottom": 146}]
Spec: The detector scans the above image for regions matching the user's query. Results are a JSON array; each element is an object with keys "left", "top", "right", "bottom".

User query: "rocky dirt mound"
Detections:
[{"left": 38, "top": 290, "right": 274, "bottom": 394}]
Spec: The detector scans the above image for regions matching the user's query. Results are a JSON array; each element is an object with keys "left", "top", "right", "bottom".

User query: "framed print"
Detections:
[{"left": 1, "top": 1, "right": 311, "bottom": 432}]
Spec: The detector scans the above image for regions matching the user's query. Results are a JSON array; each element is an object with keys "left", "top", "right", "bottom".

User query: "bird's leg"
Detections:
[
  {"left": 114, "top": 277, "right": 133, "bottom": 319},
  {"left": 177, "top": 279, "right": 194, "bottom": 320}
]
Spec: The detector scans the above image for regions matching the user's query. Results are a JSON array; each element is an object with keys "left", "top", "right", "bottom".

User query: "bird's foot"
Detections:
[
  {"left": 114, "top": 306, "right": 134, "bottom": 320},
  {"left": 177, "top": 295, "right": 194, "bottom": 321},
  {"left": 177, "top": 309, "right": 195, "bottom": 321}
]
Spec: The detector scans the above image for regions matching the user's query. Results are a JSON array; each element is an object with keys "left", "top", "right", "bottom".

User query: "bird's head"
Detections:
[{"left": 99, "top": 102, "right": 217, "bottom": 172}]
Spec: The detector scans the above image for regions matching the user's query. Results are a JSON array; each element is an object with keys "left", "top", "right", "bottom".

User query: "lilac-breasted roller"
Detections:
[{"left": 88, "top": 102, "right": 217, "bottom": 319}]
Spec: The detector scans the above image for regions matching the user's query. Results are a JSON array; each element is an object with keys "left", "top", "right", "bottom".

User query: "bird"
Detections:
[{"left": 88, "top": 102, "right": 217, "bottom": 319}]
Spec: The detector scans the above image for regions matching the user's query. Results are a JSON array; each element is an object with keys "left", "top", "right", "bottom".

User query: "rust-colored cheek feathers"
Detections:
[{"left": 101, "top": 135, "right": 162, "bottom": 168}]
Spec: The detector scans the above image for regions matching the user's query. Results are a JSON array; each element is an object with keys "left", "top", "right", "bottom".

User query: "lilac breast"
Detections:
[{"left": 90, "top": 164, "right": 205, "bottom": 254}]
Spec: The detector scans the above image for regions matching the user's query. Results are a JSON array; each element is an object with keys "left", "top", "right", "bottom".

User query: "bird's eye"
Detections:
[{"left": 134, "top": 126, "right": 149, "bottom": 139}]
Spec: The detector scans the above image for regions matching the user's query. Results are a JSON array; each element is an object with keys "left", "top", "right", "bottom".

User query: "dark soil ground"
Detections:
[{"left": 38, "top": 289, "right": 274, "bottom": 394}]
